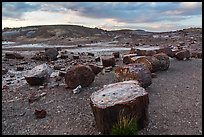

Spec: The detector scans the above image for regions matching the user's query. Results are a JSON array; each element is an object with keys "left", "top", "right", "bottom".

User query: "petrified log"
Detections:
[
  {"left": 90, "top": 80, "right": 149, "bottom": 134},
  {"left": 114, "top": 63, "right": 152, "bottom": 88},
  {"left": 191, "top": 51, "right": 202, "bottom": 59},
  {"left": 175, "top": 49, "right": 190, "bottom": 60},
  {"left": 156, "top": 47, "right": 175, "bottom": 58},
  {"left": 101, "top": 56, "right": 116, "bottom": 67},
  {"left": 134, "top": 56, "right": 160, "bottom": 73},
  {"left": 64, "top": 64, "right": 95, "bottom": 89},
  {"left": 5, "top": 52, "right": 24, "bottom": 59},
  {"left": 153, "top": 53, "right": 170, "bottom": 71}
]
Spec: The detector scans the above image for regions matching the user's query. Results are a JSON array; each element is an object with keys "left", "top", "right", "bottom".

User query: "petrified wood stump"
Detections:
[
  {"left": 114, "top": 63, "right": 152, "bottom": 88},
  {"left": 90, "top": 80, "right": 149, "bottom": 134}
]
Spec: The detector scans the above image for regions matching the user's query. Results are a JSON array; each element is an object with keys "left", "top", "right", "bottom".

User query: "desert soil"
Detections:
[{"left": 2, "top": 57, "right": 202, "bottom": 135}]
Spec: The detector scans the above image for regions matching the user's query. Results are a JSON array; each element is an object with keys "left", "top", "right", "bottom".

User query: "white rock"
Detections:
[{"left": 73, "top": 85, "right": 82, "bottom": 94}]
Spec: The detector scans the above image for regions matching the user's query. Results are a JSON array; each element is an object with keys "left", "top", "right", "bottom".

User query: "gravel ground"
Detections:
[{"left": 2, "top": 58, "right": 202, "bottom": 135}]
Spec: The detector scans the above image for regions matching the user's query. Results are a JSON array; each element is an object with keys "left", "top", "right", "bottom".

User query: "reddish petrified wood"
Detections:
[
  {"left": 134, "top": 56, "right": 160, "bottom": 73},
  {"left": 114, "top": 63, "right": 152, "bottom": 88},
  {"left": 101, "top": 56, "right": 116, "bottom": 67},
  {"left": 175, "top": 49, "right": 190, "bottom": 60},
  {"left": 64, "top": 64, "right": 95, "bottom": 89},
  {"left": 90, "top": 80, "right": 149, "bottom": 134}
]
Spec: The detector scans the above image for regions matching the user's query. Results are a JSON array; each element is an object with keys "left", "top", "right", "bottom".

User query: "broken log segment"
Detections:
[
  {"left": 175, "top": 49, "right": 190, "bottom": 60},
  {"left": 114, "top": 63, "right": 152, "bottom": 88},
  {"left": 134, "top": 56, "right": 161, "bottom": 73},
  {"left": 64, "top": 64, "right": 95, "bottom": 89},
  {"left": 90, "top": 80, "right": 149, "bottom": 134},
  {"left": 153, "top": 53, "right": 170, "bottom": 71},
  {"left": 101, "top": 56, "right": 116, "bottom": 67}
]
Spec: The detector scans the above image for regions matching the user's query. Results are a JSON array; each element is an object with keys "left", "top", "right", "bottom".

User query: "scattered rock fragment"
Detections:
[
  {"left": 24, "top": 63, "right": 52, "bottom": 86},
  {"left": 34, "top": 109, "right": 47, "bottom": 119},
  {"left": 44, "top": 48, "right": 59, "bottom": 61},
  {"left": 73, "top": 85, "right": 82, "bottom": 94}
]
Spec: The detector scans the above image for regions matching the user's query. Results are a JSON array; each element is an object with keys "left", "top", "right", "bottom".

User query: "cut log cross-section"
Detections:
[{"left": 90, "top": 80, "right": 149, "bottom": 134}]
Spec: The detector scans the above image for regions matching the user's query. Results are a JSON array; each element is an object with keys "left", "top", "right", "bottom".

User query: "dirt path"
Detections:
[
  {"left": 139, "top": 58, "right": 202, "bottom": 135},
  {"left": 2, "top": 58, "right": 202, "bottom": 135}
]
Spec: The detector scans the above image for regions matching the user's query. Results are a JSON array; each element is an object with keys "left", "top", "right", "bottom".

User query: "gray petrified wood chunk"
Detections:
[{"left": 90, "top": 80, "right": 149, "bottom": 134}]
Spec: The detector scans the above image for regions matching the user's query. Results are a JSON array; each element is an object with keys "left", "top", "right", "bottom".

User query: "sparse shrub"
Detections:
[{"left": 111, "top": 115, "right": 138, "bottom": 135}]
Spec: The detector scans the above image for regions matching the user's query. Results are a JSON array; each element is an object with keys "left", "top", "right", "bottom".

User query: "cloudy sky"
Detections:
[{"left": 2, "top": 2, "right": 202, "bottom": 32}]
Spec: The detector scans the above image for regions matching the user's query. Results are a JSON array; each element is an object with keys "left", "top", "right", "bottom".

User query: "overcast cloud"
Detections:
[{"left": 2, "top": 2, "right": 202, "bottom": 31}]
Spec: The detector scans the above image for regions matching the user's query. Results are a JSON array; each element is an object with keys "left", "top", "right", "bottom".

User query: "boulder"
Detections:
[
  {"left": 24, "top": 63, "right": 52, "bottom": 86},
  {"left": 101, "top": 56, "right": 116, "bottom": 67},
  {"left": 64, "top": 64, "right": 95, "bottom": 89},
  {"left": 44, "top": 48, "right": 59, "bottom": 61},
  {"left": 153, "top": 53, "right": 170, "bottom": 71},
  {"left": 90, "top": 80, "right": 149, "bottom": 134},
  {"left": 5, "top": 52, "right": 24, "bottom": 59},
  {"left": 114, "top": 63, "right": 152, "bottom": 88},
  {"left": 175, "top": 49, "right": 190, "bottom": 60}
]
